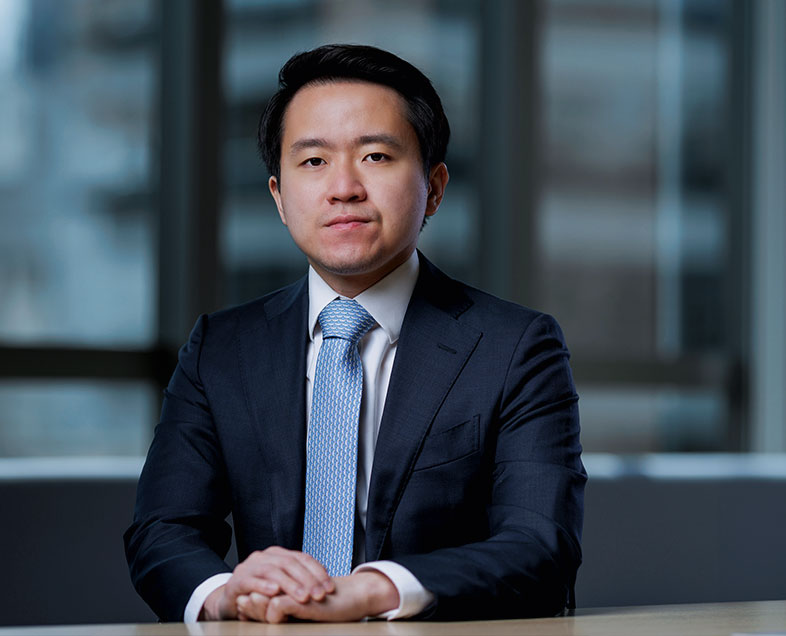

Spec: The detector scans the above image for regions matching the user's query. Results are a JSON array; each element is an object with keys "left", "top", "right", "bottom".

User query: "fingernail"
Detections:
[
  {"left": 311, "top": 585, "right": 325, "bottom": 599},
  {"left": 250, "top": 592, "right": 265, "bottom": 603},
  {"left": 295, "top": 586, "right": 307, "bottom": 600},
  {"left": 237, "top": 595, "right": 249, "bottom": 607}
]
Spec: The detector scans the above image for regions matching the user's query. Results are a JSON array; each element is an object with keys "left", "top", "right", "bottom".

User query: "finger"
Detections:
[
  {"left": 226, "top": 572, "right": 280, "bottom": 601},
  {"left": 266, "top": 594, "right": 301, "bottom": 624},
  {"left": 290, "top": 552, "right": 335, "bottom": 595},
  {"left": 277, "top": 555, "right": 332, "bottom": 601},
  {"left": 250, "top": 548, "right": 334, "bottom": 595},
  {"left": 236, "top": 595, "right": 250, "bottom": 621},
  {"left": 247, "top": 556, "right": 321, "bottom": 603},
  {"left": 237, "top": 592, "right": 270, "bottom": 623}
]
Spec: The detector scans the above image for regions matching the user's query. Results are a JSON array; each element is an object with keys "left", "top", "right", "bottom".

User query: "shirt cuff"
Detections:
[
  {"left": 183, "top": 572, "right": 233, "bottom": 623},
  {"left": 352, "top": 560, "right": 434, "bottom": 620}
]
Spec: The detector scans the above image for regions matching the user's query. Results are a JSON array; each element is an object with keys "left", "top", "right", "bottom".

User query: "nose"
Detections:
[{"left": 327, "top": 160, "right": 366, "bottom": 203}]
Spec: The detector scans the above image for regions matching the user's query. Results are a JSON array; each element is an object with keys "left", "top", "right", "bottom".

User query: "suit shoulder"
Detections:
[
  {"left": 202, "top": 276, "right": 307, "bottom": 330},
  {"left": 425, "top": 260, "right": 556, "bottom": 334},
  {"left": 462, "top": 283, "right": 543, "bottom": 322},
  {"left": 464, "top": 283, "right": 568, "bottom": 343},
  {"left": 420, "top": 251, "right": 535, "bottom": 309},
  {"left": 178, "top": 277, "right": 306, "bottom": 358}
]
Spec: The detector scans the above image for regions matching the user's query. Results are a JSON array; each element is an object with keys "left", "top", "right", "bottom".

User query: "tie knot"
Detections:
[{"left": 318, "top": 299, "right": 375, "bottom": 343}]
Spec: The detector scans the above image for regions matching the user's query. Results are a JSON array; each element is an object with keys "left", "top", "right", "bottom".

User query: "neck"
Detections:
[{"left": 311, "top": 252, "right": 415, "bottom": 298}]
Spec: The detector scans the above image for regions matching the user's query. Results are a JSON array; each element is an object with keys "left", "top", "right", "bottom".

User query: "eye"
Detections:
[
  {"left": 365, "top": 152, "right": 388, "bottom": 163},
  {"left": 303, "top": 157, "right": 325, "bottom": 167}
]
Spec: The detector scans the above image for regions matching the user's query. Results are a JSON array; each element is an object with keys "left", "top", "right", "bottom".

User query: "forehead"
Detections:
[{"left": 281, "top": 80, "right": 414, "bottom": 144}]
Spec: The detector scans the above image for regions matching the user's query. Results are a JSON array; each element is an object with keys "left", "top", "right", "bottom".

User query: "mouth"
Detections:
[{"left": 325, "top": 215, "right": 371, "bottom": 230}]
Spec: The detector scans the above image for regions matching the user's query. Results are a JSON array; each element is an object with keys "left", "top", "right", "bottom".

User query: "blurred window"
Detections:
[
  {"left": 0, "top": 380, "right": 156, "bottom": 457},
  {"left": 1, "top": 0, "right": 773, "bottom": 458},
  {"left": 0, "top": 0, "right": 156, "bottom": 346},
  {"left": 538, "top": 0, "right": 741, "bottom": 451},
  {"left": 0, "top": 0, "right": 158, "bottom": 456}
]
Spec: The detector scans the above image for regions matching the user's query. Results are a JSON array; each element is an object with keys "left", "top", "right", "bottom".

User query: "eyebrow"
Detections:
[
  {"left": 288, "top": 134, "right": 405, "bottom": 155},
  {"left": 289, "top": 137, "right": 330, "bottom": 155},
  {"left": 356, "top": 134, "right": 405, "bottom": 151}
]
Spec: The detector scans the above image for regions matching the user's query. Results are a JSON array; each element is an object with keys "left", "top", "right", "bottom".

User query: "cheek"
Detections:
[
  {"left": 279, "top": 170, "right": 321, "bottom": 201},
  {"left": 400, "top": 189, "right": 429, "bottom": 230},
  {"left": 381, "top": 174, "right": 428, "bottom": 219},
  {"left": 278, "top": 183, "right": 316, "bottom": 223}
]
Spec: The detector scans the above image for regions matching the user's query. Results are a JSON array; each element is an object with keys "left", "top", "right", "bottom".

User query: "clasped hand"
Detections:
[{"left": 201, "top": 546, "right": 398, "bottom": 623}]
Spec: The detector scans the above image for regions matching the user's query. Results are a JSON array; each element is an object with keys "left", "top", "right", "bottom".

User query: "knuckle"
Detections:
[
  {"left": 269, "top": 596, "right": 283, "bottom": 610},
  {"left": 258, "top": 563, "right": 278, "bottom": 577}
]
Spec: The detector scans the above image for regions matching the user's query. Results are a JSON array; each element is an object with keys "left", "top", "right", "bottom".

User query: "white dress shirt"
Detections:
[{"left": 184, "top": 251, "right": 433, "bottom": 622}]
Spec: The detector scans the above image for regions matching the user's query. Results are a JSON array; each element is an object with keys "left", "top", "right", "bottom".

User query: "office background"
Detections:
[{"left": 0, "top": 0, "right": 784, "bottom": 626}]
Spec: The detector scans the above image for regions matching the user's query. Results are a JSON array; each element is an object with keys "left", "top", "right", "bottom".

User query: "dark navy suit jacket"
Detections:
[{"left": 124, "top": 254, "right": 586, "bottom": 621}]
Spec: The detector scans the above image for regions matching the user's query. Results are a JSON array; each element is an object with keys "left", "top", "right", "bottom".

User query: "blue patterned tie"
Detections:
[{"left": 302, "top": 298, "right": 376, "bottom": 576}]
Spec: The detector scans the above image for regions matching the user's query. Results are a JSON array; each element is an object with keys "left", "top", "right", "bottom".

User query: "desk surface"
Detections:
[{"left": 1, "top": 601, "right": 784, "bottom": 636}]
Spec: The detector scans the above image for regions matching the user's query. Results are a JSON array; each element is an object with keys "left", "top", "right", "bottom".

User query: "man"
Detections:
[{"left": 125, "top": 44, "right": 585, "bottom": 624}]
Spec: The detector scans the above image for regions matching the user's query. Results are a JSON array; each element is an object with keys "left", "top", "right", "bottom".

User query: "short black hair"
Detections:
[{"left": 258, "top": 44, "right": 450, "bottom": 180}]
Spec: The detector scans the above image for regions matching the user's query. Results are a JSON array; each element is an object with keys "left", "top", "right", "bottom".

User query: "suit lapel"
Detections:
[
  {"left": 238, "top": 278, "right": 309, "bottom": 550},
  {"left": 365, "top": 258, "right": 481, "bottom": 560}
]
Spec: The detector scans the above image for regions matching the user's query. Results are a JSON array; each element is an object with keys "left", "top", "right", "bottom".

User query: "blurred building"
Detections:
[{"left": 0, "top": 0, "right": 783, "bottom": 457}]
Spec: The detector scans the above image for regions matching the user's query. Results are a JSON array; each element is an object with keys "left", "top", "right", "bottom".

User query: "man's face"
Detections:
[{"left": 269, "top": 80, "right": 448, "bottom": 296}]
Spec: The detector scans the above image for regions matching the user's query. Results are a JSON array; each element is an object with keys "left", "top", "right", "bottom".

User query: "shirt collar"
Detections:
[{"left": 308, "top": 250, "right": 420, "bottom": 345}]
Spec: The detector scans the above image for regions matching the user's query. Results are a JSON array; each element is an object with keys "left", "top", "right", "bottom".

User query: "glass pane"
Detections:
[
  {"left": 578, "top": 385, "right": 729, "bottom": 453},
  {"left": 538, "top": 0, "right": 738, "bottom": 451},
  {"left": 221, "top": 0, "right": 481, "bottom": 304},
  {"left": 538, "top": 0, "right": 733, "bottom": 359},
  {"left": 0, "top": 380, "right": 156, "bottom": 457},
  {"left": 0, "top": 0, "right": 157, "bottom": 347}
]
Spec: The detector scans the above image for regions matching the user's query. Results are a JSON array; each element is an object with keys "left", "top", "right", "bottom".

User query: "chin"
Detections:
[
  {"left": 314, "top": 245, "right": 379, "bottom": 273},
  {"left": 320, "top": 259, "right": 379, "bottom": 277}
]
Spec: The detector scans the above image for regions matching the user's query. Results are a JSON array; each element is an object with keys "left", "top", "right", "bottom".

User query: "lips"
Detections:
[{"left": 325, "top": 215, "right": 371, "bottom": 229}]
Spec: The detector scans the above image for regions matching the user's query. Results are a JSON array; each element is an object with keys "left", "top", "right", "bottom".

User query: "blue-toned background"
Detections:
[{"left": 0, "top": 0, "right": 784, "bottom": 626}]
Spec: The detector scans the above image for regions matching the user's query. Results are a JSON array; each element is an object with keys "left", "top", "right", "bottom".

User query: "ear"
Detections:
[
  {"left": 424, "top": 163, "right": 449, "bottom": 218},
  {"left": 269, "top": 176, "right": 287, "bottom": 225}
]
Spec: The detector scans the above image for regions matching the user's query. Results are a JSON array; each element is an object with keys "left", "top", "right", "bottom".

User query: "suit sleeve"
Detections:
[
  {"left": 392, "top": 313, "right": 586, "bottom": 620},
  {"left": 124, "top": 315, "right": 234, "bottom": 621}
]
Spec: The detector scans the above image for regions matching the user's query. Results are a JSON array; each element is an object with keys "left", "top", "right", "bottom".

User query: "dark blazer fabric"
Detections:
[{"left": 124, "top": 253, "right": 586, "bottom": 622}]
